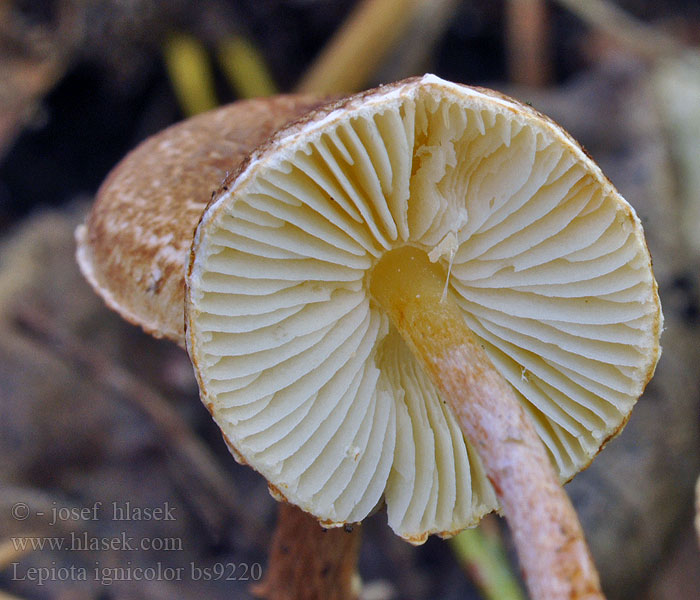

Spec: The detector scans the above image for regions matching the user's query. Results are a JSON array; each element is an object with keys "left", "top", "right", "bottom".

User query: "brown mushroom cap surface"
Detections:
[
  {"left": 76, "top": 95, "right": 327, "bottom": 344},
  {"left": 186, "top": 75, "right": 662, "bottom": 542}
]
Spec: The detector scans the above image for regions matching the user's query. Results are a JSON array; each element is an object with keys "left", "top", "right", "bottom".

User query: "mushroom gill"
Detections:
[{"left": 186, "top": 74, "right": 662, "bottom": 543}]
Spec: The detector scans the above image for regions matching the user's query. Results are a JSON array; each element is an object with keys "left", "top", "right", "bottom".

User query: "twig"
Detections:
[
  {"left": 163, "top": 32, "right": 219, "bottom": 116},
  {"left": 295, "top": 0, "right": 425, "bottom": 95},
  {"left": 217, "top": 36, "right": 278, "bottom": 98},
  {"left": 506, "top": 0, "right": 552, "bottom": 87},
  {"left": 375, "top": 0, "right": 460, "bottom": 83},
  {"left": 11, "top": 303, "right": 266, "bottom": 547},
  {"left": 552, "top": 0, "right": 685, "bottom": 61}
]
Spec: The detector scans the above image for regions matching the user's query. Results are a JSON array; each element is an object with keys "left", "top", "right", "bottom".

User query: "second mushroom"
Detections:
[{"left": 78, "top": 75, "right": 662, "bottom": 600}]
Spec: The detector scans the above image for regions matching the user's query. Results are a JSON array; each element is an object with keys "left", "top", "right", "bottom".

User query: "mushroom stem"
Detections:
[
  {"left": 370, "top": 246, "right": 605, "bottom": 600},
  {"left": 254, "top": 503, "right": 361, "bottom": 600}
]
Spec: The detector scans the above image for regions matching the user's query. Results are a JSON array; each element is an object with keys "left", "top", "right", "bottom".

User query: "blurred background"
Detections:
[{"left": 0, "top": 1, "right": 699, "bottom": 599}]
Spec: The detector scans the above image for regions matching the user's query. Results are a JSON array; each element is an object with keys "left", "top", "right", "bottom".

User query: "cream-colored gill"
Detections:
[{"left": 186, "top": 75, "right": 661, "bottom": 541}]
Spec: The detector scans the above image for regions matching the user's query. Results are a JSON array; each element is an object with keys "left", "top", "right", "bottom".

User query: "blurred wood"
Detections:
[
  {"left": 553, "top": 0, "right": 684, "bottom": 60},
  {"left": 375, "top": 0, "right": 460, "bottom": 83},
  {"left": 295, "top": 0, "right": 424, "bottom": 95},
  {"left": 0, "top": 591, "right": 29, "bottom": 600},
  {"left": 253, "top": 503, "right": 361, "bottom": 600},
  {"left": 11, "top": 303, "right": 266, "bottom": 547},
  {"left": 652, "top": 53, "right": 700, "bottom": 257},
  {"left": 0, "top": 485, "right": 99, "bottom": 538},
  {"left": 506, "top": 0, "right": 552, "bottom": 87},
  {"left": 0, "top": 536, "right": 36, "bottom": 570}
]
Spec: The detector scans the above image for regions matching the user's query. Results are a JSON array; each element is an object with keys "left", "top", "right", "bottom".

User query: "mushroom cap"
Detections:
[
  {"left": 76, "top": 95, "right": 328, "bottom": 345},
  {"left": 186, "top": 75, "right": 662, "bottom": 543}
]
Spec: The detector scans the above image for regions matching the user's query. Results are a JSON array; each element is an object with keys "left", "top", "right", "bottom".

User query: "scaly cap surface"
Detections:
[{"left": 76, "top": 95, "right": 327, "bottom": 345}]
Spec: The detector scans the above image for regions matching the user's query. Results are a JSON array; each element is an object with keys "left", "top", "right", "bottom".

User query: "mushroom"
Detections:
[
  {"left": 78, "top": 75, "right": 662, "bottom": 600},
  {"left": 77, "top": 93, "right": 362, "bottom": 600}
]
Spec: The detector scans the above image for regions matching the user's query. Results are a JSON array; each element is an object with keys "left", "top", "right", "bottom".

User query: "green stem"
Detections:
[{"left": 449, "top": 517, "right": 526, "bottom": 600}]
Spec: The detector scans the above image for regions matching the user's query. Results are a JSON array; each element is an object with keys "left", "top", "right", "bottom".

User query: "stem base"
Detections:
[{"left": 254, "top": 503, "right": 361, "bottom": 600}]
